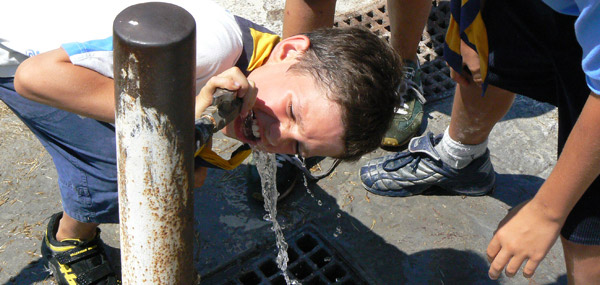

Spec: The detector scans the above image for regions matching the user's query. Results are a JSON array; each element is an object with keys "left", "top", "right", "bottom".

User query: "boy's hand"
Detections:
[
  {"left": 449, "top": 40, "right": 483, "bottom": 87},
  {"left": 195, "top": 67, "right": 257, "bottom": 119},
  {"left": 486, "top": 198, "right": 563, "bottom": 280}
]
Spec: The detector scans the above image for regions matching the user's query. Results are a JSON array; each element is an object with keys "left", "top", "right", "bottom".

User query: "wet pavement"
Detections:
[{"left": 0, "top": 0, "right": 567, "bottom": 284}]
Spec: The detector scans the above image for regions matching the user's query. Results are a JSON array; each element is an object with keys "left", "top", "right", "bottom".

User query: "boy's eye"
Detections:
[
  {"left": 288, "top": 101, "right": 295, "bottom": 120},
  {"left": 288, "top": 101, "right": 300, "bottom": 155}
]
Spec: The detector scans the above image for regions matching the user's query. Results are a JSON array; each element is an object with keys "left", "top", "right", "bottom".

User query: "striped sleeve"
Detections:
[{"left": 62, "top": 37, "right": 114, "bottom": 78}]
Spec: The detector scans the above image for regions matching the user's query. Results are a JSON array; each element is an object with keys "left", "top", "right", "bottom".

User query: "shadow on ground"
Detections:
[
  {"left": 195, "top": 164, "right": 499, "bottom": 284},
  {"left": 423, "top": 173, "right": 545, "bottom": 208},
  {"left": 2, "top": 258, "right": 48, "bottom": 285}
]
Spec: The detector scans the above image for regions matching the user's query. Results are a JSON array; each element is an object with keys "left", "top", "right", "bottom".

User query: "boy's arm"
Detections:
[
  {"left": 14, "top": 48, "right": 257, "bottom": 124},
  {"left": 487, "top": 92, "right": 600, "bottom": 279},
  {"left": 14, "top": 48, "right": 116, "bottom": 123}
]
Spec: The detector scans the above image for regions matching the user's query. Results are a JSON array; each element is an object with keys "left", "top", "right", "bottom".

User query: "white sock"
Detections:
[{"left": 434, "top": 127, "right": 488, "bottom": 169}]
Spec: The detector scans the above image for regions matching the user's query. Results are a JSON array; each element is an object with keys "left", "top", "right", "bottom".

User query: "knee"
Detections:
[
  {"left": 562, "top": 237, "right": 600, "bottom": 283},
  {"left": 14, "top": 57, "right": 38, "bottom": 99}
]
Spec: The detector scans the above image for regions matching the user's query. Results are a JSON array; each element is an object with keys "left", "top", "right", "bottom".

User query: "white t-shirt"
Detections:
[{"left": 0, "top": 0, "right": 243, "bottom": 88}]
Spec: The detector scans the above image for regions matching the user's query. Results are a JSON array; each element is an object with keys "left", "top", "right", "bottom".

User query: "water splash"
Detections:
[
  {"left": 253, "top": 151, "right": 299, "bottom": 285},
  {"left": 302, "top": 174, "right": 313, "bottom": 197}
]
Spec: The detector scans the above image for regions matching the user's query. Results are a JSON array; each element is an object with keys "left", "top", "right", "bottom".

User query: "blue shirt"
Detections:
[{"left": 543, "top": 0, "right": 600, "bottom": 94}]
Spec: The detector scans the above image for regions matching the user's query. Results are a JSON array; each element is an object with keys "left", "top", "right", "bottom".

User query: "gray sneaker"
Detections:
[{"left": 361, "top": 132, "right": 495, "bottom": 197}]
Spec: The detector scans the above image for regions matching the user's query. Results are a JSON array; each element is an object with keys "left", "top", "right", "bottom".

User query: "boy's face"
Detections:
[{"left": 222, "top": 60, "right": 345, "bottom": 158}]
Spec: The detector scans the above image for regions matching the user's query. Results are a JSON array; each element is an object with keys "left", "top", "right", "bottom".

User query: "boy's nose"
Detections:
[
  {"left": 266, "top": 123, "right": 294, "bottom": 151},
  {"left": 265, "top": 123, "right": 282, "bottom": 147}
]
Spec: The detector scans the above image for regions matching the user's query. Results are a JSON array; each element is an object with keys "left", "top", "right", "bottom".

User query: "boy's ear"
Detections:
[{"left": 270, "top": 35, "right": 310, "bottom": 63}]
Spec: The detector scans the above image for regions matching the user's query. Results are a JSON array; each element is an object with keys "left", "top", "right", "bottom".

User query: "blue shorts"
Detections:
[
  {"left": 0, "top": 78, "right": 119, "bottom": 224},
  {"left": 481, "top": 0, "right": 600, "bottom": 245}
]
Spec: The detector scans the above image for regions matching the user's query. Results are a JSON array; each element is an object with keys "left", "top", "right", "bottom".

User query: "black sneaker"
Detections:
[{"left": 41, "top": 212, "right": 120, "bottom": 285}]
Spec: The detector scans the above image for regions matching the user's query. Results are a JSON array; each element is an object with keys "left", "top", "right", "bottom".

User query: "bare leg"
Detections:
[
  {"left": 283, "top": 0, "right": 431, "bottom": 62},
  {"left": 56, "top": 211, "right": 99, "bottom": 242},
  {"left": 561, "top": 236, "right": 600, "bottom": 284},
  {"left": 449, "top": 82, "right": 515, "bottom": 145},
  {"left": 282, "top": 0, "right": 337, "bottom": 38},
  {"left": 387, "top": 0, "right": 432, "bottom": 62}
]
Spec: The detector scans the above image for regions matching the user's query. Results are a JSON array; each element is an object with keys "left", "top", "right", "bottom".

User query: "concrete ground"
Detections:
[{"left": 0, "top": 0, "right": 567, "bottom": 284}]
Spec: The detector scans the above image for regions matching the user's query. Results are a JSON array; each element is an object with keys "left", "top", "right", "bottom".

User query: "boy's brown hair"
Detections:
[{"left": 290, "top": 26, "right": 403, "bottom": 161}]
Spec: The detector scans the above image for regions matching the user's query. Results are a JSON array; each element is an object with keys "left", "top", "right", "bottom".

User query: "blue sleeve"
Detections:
[{"left": 574, "top": 1, "right": 600, "bottom": 94}]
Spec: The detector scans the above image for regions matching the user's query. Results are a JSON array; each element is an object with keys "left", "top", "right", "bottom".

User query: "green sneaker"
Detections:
[
  {"left": 41, "top": 212, "right": 120, "bottom": 285},
  {"left": 381, "top": 60, "right": 426, "bottom": 150}
]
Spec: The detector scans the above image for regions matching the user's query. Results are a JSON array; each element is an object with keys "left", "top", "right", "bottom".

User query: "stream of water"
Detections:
[{"left": 253, "top": 150, "right": 299, "bottom": 284}]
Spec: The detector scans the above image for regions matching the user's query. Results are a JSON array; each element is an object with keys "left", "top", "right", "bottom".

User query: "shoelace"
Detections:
[
  {"left": 383, "top": 151, "right": 422, "bottom": 173},
  {"left": 394, "top": 66, "right": 427, "bottom": 115},
  {"left": 402, "top": 65, "right": 427, "bottom": 104}
]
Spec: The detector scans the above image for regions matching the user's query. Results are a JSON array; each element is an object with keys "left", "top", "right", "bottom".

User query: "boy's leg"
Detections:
[
  {"left": 0, "top": 79, "right": 118, "bottom": 224},
  {"left": 0, "top": 78, "right": 119, "bottom": 282},
  {"left": 360, "top": 77, "right": 513, "bottom": 196},
  {"left": 56, "top": 212, "right": 99, "bottom": 242},
  {"left": 282, "top": 0, "right": 336, "bottom": 38},
  {"left": 448, "top": 82, "right": 514, "bottom": 145},
  {"left": 387, "top": 0, "right": 431, "bottom": 63},
  {"left": 561, "top": 237, "right": 600, "bottom": 283},
  {"left": 381, "top": 0, "right": 431, "bottom": 149},
  {"left": 559, "top": 151, "right": 600, "bottom": 282}
]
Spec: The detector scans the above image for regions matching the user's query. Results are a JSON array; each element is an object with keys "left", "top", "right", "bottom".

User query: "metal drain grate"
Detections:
[
  {"left": 201, "top": 224, "right": 369, "bottom": 284},
  {"left": 334, "top": 0, "right": 455, "bottom": 103}
]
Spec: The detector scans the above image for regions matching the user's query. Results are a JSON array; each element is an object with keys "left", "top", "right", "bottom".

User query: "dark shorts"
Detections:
[
  {"left": 0, "top": 78, "right": 119, "bottom": 224},
  {"left": 481, "top": 0, "right": 599, "bottom": 245}
]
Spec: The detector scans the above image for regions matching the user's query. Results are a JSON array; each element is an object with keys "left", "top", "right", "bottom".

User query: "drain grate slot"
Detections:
[
  {"left": 201, "top": 224, "right": 369, "bottom": 284},
  {"left": 334, "top": 0, "right": 455, "bottom": 103}
]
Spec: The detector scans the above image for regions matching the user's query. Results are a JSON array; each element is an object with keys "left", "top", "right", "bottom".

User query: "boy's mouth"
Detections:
[{"left": 242, "top": 110, "right": 260, "bottom": 142}]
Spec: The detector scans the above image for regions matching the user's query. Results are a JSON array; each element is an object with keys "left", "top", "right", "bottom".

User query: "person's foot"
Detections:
[
  {"left": 42, "top": 212, "right": 120, "bottom": 285},
  {"left": 381, "top": 60, "right": 426, "bottom": 150},
  {"left": 361, "top": 132, "right": 495, "bottom": 197},
  {"left": 247, "top": 154, "right": 341, "bottom": 201}
]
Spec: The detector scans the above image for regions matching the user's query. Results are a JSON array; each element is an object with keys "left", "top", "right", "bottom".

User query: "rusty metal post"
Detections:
[{"left": 113, "top": 2, "right": 196, "bottom": 284}]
